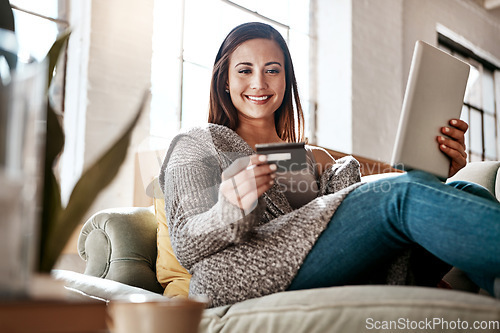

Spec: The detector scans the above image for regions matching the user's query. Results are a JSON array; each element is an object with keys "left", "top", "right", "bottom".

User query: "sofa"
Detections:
[{"left": 53, "top": 160, "right": 500, "bottom": 332}]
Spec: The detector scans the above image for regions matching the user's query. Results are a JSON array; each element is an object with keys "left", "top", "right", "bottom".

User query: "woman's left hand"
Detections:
[{"left": 437, "top": 119, "right": 468, "bottom": 178}]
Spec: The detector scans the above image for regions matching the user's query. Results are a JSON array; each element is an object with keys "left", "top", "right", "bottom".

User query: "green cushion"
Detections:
[{"left": 78, "top": 207, "right": 164, "bottom": 294}]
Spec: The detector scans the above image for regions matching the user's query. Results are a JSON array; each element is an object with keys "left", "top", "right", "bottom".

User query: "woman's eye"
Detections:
[
  {"left": 266, "top": 69, "right": 280, "bottom": 74},
  {"left": 238, "top": 69, "right": 251, "bottom": 74}
]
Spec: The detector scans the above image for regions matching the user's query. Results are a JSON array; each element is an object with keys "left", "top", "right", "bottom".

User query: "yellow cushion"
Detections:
[{"left": 155, "top": 198, "right": 191, "bottom": 298}]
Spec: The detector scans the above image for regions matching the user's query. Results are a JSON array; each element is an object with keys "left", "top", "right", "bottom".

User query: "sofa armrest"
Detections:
[
  {"left": 447, "top": 161, "right": 500, "bottom": 201},
  {"left": 78, "top": 207, "right": 164, "bottom": 294},
  {"left": 52, "top": 269, "right": 166, "bottom": 302}
]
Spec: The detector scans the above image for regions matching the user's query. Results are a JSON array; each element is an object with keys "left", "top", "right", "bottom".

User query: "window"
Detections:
[
  {"left": 10, "top": 0, "right": 69, "bottom": 114},
  {"left": 439, "top": 34, "right": 499, "bottom": 162},
  {"left": 151, "top": 0, "right": 313, "bottom": 139},
  {"left": 9, "top": 0, "right": 89, "bottom": 203}
]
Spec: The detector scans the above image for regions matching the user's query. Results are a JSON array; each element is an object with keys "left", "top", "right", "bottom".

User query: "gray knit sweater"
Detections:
[{"left": 159, "top": 124, "right": 364, "bottom": 307}]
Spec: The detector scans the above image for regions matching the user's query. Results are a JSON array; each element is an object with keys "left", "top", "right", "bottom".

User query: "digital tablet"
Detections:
[
  {"left": 255, "top": 142, "right": 307, "bottom": 173},
  {"left": 390, "top": 40, "right": 470, "bottom": 180}
]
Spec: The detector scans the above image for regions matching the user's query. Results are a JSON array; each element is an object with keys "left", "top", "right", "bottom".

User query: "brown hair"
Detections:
[{"left": 208, "top": 22, "right": 304, "bottom": 143}]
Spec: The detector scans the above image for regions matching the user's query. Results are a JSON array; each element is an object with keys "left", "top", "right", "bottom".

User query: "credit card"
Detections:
[{"left": 255, "top": 142, "right": 307, "bottom": 172}]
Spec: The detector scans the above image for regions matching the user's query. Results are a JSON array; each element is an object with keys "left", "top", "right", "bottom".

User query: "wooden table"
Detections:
[{"left": 0, "top": 298, "right": 108, "bottom": 333}]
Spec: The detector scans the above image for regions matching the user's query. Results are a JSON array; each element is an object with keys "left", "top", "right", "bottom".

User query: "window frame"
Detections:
[{"left": 438, "top": 33, "right": 499, "bottom": 162}]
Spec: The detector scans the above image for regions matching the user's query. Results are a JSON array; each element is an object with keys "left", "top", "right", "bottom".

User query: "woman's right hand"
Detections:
[{"left": 220, "top": 155, "right": 277, "bottom": 210}]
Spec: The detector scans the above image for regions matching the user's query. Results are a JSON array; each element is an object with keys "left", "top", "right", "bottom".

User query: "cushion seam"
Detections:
[{"left": 207, "top": 300, "right": 500, "bottom": 322}]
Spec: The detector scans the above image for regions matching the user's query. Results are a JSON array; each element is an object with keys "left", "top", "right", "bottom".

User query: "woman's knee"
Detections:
[
  {"left": 368, "top": 171, "right": 439, "bottom": 191},
  {"left": 447, "top": 180, "right": 497, "bottom": 202}
]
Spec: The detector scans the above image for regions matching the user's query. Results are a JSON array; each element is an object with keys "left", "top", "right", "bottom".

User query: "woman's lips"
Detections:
[{"left": 246, "top": 95, "right": 272, "bottom": 104}]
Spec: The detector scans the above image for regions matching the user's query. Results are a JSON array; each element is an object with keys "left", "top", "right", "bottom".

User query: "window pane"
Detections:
[
  {"left": 464, "top": 64, "right": 481, "bottom": 109},
  {"left": 460, "top": 105, "right": 469, "bottom": 154},
  {"left": 289, "top": 29, "right": 310, "bottom": 101},
  {"left": 484, "top": 113, "right": 497, "bottom": 160},
  {"left": 183, "top": 0, "right": 289, "bottom": 69},
  {"left": 183, "top": 0, "right": 228, "bottom": 69},
  {"left": 11, "top": 9, "right": 59, "bottom": 59},
  {"left": 469, "top": 109, "right": 483, "bottom": 157},
  {"left": 181, "top": 62, "right": 212, "bottom": 129},
  {"left": 482, "top": 70, "right": 495, "bottom": 114},
  {"left": 470, "top": 152, "right": 482, "bottom": 162},
  {"left": 11, "top": 1, "right": 67, "bottom": 113},
  {"left": 151, "top": 0, "right": 184, "bottom": 136},
  {"left": 290, "top": 0, "right": 310, "bottom": 34},
  {"left": 230, "top": 0, "right": 291, "bottom": 26},
  {"left": 10, "top": 0, "right": 58, "bottom": 20}
]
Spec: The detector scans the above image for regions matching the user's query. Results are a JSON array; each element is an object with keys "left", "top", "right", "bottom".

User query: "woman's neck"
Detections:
[{"left": 236, "top": 118, "right": 283, "bottom": 150}]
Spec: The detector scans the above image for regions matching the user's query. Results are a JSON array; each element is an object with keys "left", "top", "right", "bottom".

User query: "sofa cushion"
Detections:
[
  {"left": 52, "top": 269, "right": 166, "bottom": 302},
  {"left": 53, "top": 270, "right": 500, "bottom": 333},
  {"left": 201, "top": 285, "right": 500, "bottom": 333},
  {"left": 155, "top": 198, "right": 192, "bottom": 298},
  {"left": 447, "top": 161, "right": 500, "bottom": 200}
]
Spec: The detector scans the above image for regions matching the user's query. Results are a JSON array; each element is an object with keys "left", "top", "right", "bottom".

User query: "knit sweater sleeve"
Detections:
[
  {"left": 160, "top": 133, "right": 264, "bottom": 270},
  {"left": 318, "top": 155, "right": 362, "bottom": 195}
]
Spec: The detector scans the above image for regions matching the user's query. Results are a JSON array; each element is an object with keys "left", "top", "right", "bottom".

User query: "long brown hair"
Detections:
[{"left": 208, "top": 22, "right": 304, "bottom": 143}]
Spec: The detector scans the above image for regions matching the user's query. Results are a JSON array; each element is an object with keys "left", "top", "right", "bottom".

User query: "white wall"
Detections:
[
  {"left": 403, "top": 0, "right": 500, "bottom": 80},
  {"left": 316, "top": 0, "right": 500, "bottom": 162},
  {"left": 83, "top": 0, "right": 153, "bottom": 216},
  {"left": 62, "top": 0, "right": 154, "bottom": 253},
  {"left": 351, "top": 0, "right": 404, "bottom": 161}
]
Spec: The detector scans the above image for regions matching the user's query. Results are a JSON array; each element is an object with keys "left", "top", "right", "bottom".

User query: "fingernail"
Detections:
[
  {"left": 270, "top": 164, "right": 277, "bottom": 171},
  {"left": 270, "top": 173, "right": 276, "bottom": 179},
  {"left": 440, "top": 136, "right": 446, "bottom": 142},
  {"left": 269, "top": 180, "right": 274, "bottom": 185},
  {"left": 258, "top": 155, "right": 267, "bottom": 162},
  {"left": 441, "top": 144, "right": 447, "bottom": 149},
  {"left": 444, "top": 127, "right": 450, "bottom": 133},
  {"left": 451, "top": 119, "right": 457, "bottom": 125}
]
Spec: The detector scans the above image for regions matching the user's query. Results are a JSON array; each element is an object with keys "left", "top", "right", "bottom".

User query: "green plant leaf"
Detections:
[
  {"left": 46, "top": 29, "right": 71, "bottom": 88},
  {"left": 0, "top": 0, "right": 15, "bottom": 32},
  {"left": 39, "top": 91, "right": 149, "bottom": 272},
  {"left": 38, "top": 30, "right": 70, "bottom": 270},
  {"left": 39, "top": 101, "right": 64, "bottom": 270},
  {"left": 39, "top": 31, "right": 69, "bottom": 272},
  {"left": 37, "top": 27, "right": 147, "bottom": 273}
]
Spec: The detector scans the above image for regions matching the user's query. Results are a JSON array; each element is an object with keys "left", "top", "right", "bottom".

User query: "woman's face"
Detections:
[{"left": 227, "top": 38, "right": 286, "bottom": 122}]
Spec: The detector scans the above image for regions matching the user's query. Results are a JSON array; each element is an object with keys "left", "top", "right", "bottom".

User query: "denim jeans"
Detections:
[{"left": 287, "top": 171, "right": 500, "bottom": 295}]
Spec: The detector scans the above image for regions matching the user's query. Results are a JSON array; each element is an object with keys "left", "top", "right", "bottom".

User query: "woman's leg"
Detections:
[
  {"left": 287, "top": 171, "right": 500, "bottom": 294},
  {"left": 447, "top": 180, "right": 498, "bottom": 202},
  {"left": 446, "top": 180, "right": 499, "bottom": 292}
]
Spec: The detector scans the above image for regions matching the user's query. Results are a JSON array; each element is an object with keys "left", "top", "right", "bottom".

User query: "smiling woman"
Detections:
[
  {"left": 150, "top": 0, "right": 313, "bottom": 137},
  {"left": 227, "top": 38, "right": 286, "bottom": 139},
  {"left": 209, "top": 25, "right": 304, "bottom": 146},
  {"left": 157, "top": 21, "right": 500, "bottom": 309}
]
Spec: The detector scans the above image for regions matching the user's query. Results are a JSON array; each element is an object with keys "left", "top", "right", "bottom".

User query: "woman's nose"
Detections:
[{"left": 250, "top": 72, "right": 268, "bottom": 90}]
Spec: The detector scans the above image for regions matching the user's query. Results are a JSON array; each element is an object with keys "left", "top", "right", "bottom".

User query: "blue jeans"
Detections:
[{"left": 287, "top": 171, "right": 500, "bottom": 295}]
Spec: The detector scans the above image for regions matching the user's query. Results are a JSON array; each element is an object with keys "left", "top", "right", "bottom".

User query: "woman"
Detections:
[{"left": 159, "top": 22, "right": 500, "bottom": 308}]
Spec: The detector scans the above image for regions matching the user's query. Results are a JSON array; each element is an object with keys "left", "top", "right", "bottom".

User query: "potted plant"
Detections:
[{"left": 0, "top": 1, "right": 146, "bottom": 284}]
